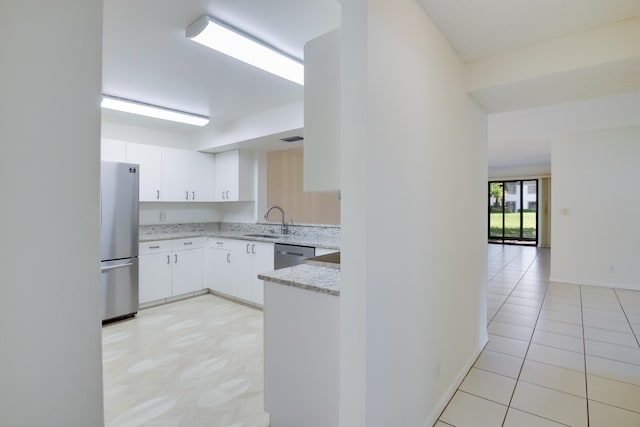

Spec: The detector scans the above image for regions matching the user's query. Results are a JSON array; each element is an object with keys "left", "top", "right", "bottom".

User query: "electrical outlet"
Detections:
[
  {"left": 159, "top": 211, "right": 167, "bottom": 222},
  {"left": 609, "top": 265, "right": 615, "bottom": 273}
]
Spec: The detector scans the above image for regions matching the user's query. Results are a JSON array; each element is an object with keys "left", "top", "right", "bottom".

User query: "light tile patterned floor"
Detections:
[
  {"left": 438, "top": 245, "right": 640, "bottom": 427},
  {"left": 102, "top": 295, "right": 269, "bottom": 427}
]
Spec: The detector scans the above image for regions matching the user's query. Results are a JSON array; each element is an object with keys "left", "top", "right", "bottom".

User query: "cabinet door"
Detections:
[
  {"left": 162, "top": 147, "right": 190, "bottom": 202},
  {"left": 251, "top": 241, "right": 274, "bottom": 305},
  {"left": 189, "top": 152, "right": 215, "bottom": 202},
  {"left": 209, "top": 247, "right": 233, "bottom": 295},
  {"left": 139, "top": 252, "right": 172, "bottom": 304},
  {"left": 127, "top": 143, "right": 162, "bottom": 201},
  {"left": 101, "top": 139, "right": 127, "bottom": 162},
  {"left": 171, "top": 248, "right": 203, "bottom": 296},
  {"left": 214, "top": 150, "right": 237, "bottom": 201},
  {"left": 231, "top": 240, "right": 253, "bottom": 301}
]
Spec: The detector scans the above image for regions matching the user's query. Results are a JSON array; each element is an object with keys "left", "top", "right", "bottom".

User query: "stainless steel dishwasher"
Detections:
[{"left": 274, "top": 243, "right": 315, "bottom": 269}]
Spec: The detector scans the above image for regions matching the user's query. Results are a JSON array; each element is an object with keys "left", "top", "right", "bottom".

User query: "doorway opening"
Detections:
[{"left": 488, "top": 180, "right": 538, "bottom": 246}]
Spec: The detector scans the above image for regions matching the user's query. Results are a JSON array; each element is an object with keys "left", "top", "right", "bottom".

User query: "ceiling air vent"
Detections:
[{"left": 280, "top": 136, "right": 304, "bottom": 142}]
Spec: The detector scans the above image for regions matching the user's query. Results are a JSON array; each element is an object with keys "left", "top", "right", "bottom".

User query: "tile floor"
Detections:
[
  {"left": 102, "top": 295, "right": 269, "bottom": 427},
  {"left": 438, "top": 245, "right": 640, "bottom": 427},
  {"left": 103, "top": 245, "right": 640, "bottom": 426}
]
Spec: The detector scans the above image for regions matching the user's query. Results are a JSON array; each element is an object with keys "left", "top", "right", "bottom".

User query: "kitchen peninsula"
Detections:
[{"left": 259, "top": 255, "right": 340, "bottom": 427}]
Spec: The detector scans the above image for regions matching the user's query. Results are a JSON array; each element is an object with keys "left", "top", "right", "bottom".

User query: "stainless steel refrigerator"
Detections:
[{"left": 100, "top": 161, "right": 139, "bottom": 322}]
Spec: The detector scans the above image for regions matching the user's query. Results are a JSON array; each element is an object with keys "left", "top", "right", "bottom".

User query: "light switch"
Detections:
[{"left": 561, "top": 208, "right": 569, "bottom": 216}]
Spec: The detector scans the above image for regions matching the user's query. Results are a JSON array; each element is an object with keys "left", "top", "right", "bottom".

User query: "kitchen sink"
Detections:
[{"left": 243, "top": 233, "right": 281, "bottom": 239}]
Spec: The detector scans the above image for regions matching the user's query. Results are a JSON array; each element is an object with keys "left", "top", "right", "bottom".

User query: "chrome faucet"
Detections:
[{"left": 264, "top": 205, "right": 287, "bottom": 235}]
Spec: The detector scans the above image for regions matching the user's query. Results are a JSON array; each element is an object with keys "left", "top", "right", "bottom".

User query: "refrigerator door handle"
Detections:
[{"left": 100, "top": 262, "right": 133, "bottom": 273}]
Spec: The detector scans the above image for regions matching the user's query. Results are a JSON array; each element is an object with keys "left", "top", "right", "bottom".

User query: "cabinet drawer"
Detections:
[
  {"left": 208, "top": 237, "right": 235, "bottom": 249},
  {"left": 139, "top": 240, "right": 171, "bottom": 255},
  {"left": 171, "top": 237, "right": 205, "bottom": 251}
]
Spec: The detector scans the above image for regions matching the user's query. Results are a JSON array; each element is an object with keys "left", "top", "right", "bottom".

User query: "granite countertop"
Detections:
[
  {"left": 139, "top": 231, "right": 340, "bottom": 250},
  {"left": 259, "top": 264, "right": 340, "bottom": 296}
]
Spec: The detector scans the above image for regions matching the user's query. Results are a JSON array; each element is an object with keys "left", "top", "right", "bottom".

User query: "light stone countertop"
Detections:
[
  {"left": 139, "top": 231, "right": 340, "bottom": 250},
  {"left": 259, "top": 264, "right": 340, "bottom": 296}
]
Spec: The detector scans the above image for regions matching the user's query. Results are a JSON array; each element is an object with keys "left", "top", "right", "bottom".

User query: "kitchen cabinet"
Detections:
[
  {"left": 162, "top": 148, "right": 215, "bottom": 202},
  {"left": 249, "top": 241, "right": 274, "bottom": 305},
  {"left": 205, "top": 237, "right": 274, "bottom": 305},
  {"left": 206, "top": 238, "right": 235, "bottom": 296},
  {"left": 304, "top": 29, "right": 341, "bottom": 192},
  {"left": 139, "top": 241, "right": 172, "bottom": 304},
  {"left": 101, "top": 139, "right": 127, "bottom": 162},
  {"left": 214, "top": 150, "right": 254, "bottom": 201},
  {"left": 126, "top": 143, "right": 163, "bottom": 201},
  {"left": 161, "top": 147, "right": 190, "bottom": 201},
  {"left": 189, "top": 152, "right": 216, "bottom": 201},
  {"left": 138, "top": 238, "right": 204, "bottom": 305}
]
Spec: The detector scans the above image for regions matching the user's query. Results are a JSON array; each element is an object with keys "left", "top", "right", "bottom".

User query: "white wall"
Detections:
[
  {"left": 551, "top": 127, "right": 640, "bottom": 289},
  {"left": 340, "top": 1, "right": 488, "bottom": 426},
  {"left": 102, "top": 120, "right": 191, "bottom": 149},
  {"left": 0, "top": 1, "right": 105, "bottom": 426}
]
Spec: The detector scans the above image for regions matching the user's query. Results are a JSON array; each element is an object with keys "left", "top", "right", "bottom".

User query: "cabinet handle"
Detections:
[
  {"left": 221, "top": 191, "right": 225, "bottom": 200},
  {"left": 216, "top": 241, "right": 223, "bottom": 245},
  {"left": 174, "top": 254, "right": 178, "bottom": 263},
  {"left": 192, "top": 191, "right": 195, "bottom": 200},
  {"left": 226, "top": 253, "right": 230, "bottom": 263},
  {"left": 183, "top": 242, "right": 193, "bottom": 246},
  {"left": 149, "top": 245, "right": 160, "bottom": 249},
  {"left": 251, "top": 244, "right": 255, "bottom": 254},
  {"left": 246, "top": 243, "right": 250, "bottom": 254},
  {"left": 225, "top": 190, "right": 230, "bottom": 199},
  {"left": 167, "top": 255, "right": 170, "bottom": 264},
  {"left": 156, "top": 190, "right": 160, "bottom": 200},
  {"left": 185, "top": 191, "right": 189, "bottom": 200}
]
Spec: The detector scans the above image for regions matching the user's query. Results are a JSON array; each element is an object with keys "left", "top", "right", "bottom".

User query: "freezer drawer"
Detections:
[{"left": 100, "top": 258, "right": 139, "bottom": 322}]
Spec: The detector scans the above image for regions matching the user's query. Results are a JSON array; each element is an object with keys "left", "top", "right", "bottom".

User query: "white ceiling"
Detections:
[{"left": 103, "top": 0, "right": 640, "bottom": 170}]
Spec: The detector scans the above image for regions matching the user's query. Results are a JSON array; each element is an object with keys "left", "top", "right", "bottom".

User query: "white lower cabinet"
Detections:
[
  {"left": 139, "top": 238, "right": 204, "bottom": 305},
  {"left": 205, "top": 237, "right": 274, "bottom": 305}
]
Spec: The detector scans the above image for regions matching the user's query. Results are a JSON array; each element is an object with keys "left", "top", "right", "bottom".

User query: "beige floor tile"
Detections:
[
  {"left": 532, "top": 329, "right": 584, "bottom": 353},
  {"left": 586, "top": 355, "right": 640, "bottom": 386},
  {"left": 488, "top": 321, "right": 534, "bottom": 342},
  {"left": 459, "top": 368, "right": 516, "bottom": 405},
  {"left": 499, "top": 303, "right": 540, "bottom": 317},
  {"left": 538, "top": 309, "right": 582, "bottom": 325},
  {"left": 585, "top": 340, "right": 640, "bottom": 365},
  {"left": 474, "top": 350, "right": 524, "bottom": 379},
  {"left": 503, "top": 408, "right": 568, "bottom": 427},
  {"left": 519, "top": 359, "right": 586, "bottom": 397},
  {"left": 486, "top": 333, "right": 529, "bottom": 358},
  {"left": 440, "top": 390, "right": 507, "bottom": 427},
  {"left": 535, "top": 318, "right": 583, "bottom": 338},
  {"left": 583, "top": 317, "right": 633, "bottom": 333},
  {"left": 526, "top": 343, "right": 585, "bottom": 372},
  {"left": 584, "top": 326, "right": 639, "bottom": 348},
  {"left": 493, "top": 312, "right": 538, "bottom": 328},
  {"left": 434, "top": 421, "right": 453, "bottom": 427},
  {"left": 587, "top": 374, "right": 640, "bottom": 413},
  {"left": 511, "top": 382, "right": 587, "bottom": 427},
  {"left": 541, "top": 301, "right": 582, "bottom": 315},
  {"left": 588, "top": 400, "right": 640, "bottom": 427},
  {"left": 507, "top": 296, "right": 543, "bottom": 308}
]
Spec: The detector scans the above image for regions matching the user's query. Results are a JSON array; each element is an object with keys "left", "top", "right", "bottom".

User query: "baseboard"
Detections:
[
  {"left": 549, "top": 277, "right": 640, "bottom": 292},
  {"left": 423, "top": 338, "right": 488, "bottom": 427}
]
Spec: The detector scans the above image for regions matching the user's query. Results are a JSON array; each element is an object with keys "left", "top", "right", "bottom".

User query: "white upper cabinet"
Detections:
[
  {"left": 101, "top": 139, "right": 127, "bottom": 162},
  {"left": 214, "top": 150, "right": 254, "bottom": 201},
  {"left": 126, "top": 143, "right": 163, "bottom": 201},
  {"left": 189, "top": 152, "right": 215, "bottom": 202},
  {"left": 162, "top": 147, "right": 191, "bottom": 202},
  {"left": 304, "top": 29, "right": 341, "bottom": 192}
]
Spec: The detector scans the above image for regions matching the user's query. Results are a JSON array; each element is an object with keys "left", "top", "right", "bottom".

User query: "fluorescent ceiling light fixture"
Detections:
[
  {"left": 186, "top": 15, "right": 304, "bottom": 86},
  {"left": 101, "top": 95, "right": 209, "bottom": 126}
]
